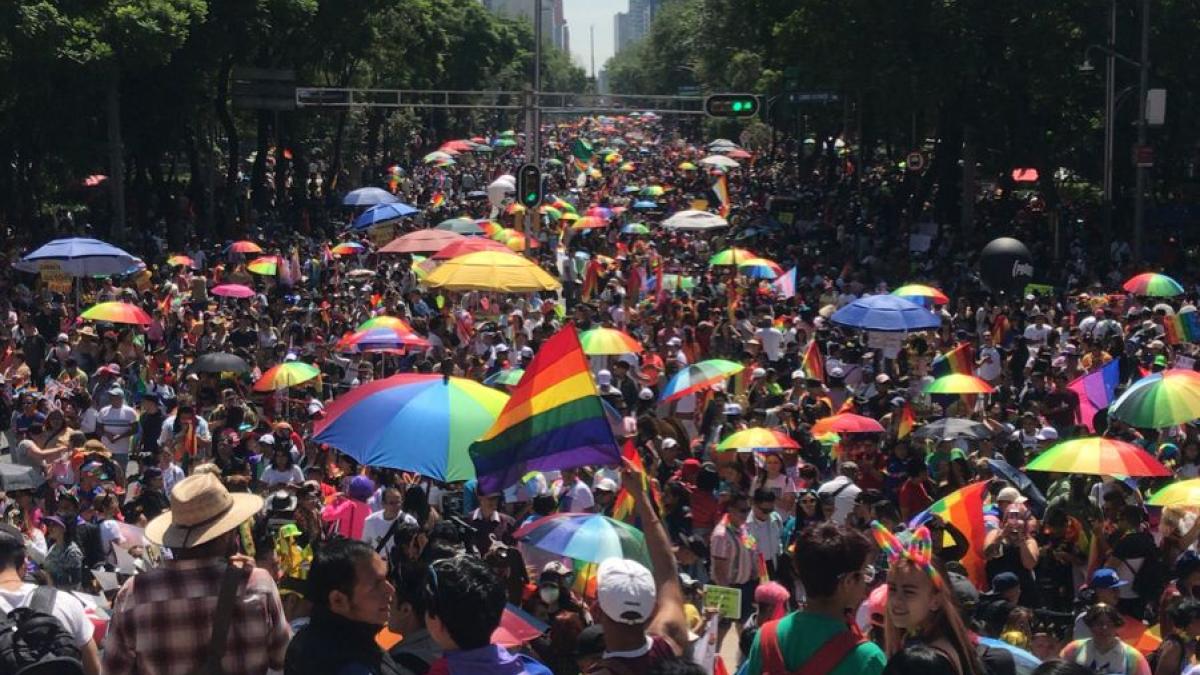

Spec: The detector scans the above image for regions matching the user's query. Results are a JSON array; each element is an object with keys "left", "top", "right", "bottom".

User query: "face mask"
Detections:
[{"left": 539, "top": 586, "right": 560, "bottom": 605}]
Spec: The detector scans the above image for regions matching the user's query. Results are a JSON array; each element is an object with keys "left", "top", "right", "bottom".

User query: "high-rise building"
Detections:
[
  {"left": 613, "top": 0, "right": 662, "bottom": 55},
  {"left": 485, "top": 0, "right": 566, "bottom": 50}
]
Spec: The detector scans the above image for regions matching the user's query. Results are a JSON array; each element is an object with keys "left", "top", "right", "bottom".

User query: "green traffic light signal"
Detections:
[
  {"left": 517, "top": 163, "right": 542, "bottom": 208},
  {"left": 704, "top": 94, "right": 759, "bottom": 118}
]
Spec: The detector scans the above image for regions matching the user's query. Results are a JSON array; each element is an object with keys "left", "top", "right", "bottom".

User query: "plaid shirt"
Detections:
[{"left": 103, "top": 558, "right": 291, "bottom": 675}]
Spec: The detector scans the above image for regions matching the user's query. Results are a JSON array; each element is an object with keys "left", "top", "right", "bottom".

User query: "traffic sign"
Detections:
[
  {"left": 906, "top": 152, "right": 924, "bottom": 171},
  {"left": 704, "top": 94, "right": 760, "bottom": 118},
  {"left": 517, "top": 164, "right": 543, "bottom": 208}
]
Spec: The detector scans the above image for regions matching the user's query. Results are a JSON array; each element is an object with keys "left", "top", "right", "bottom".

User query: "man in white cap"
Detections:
[
  {"left": 97, "top": 386, "right": 137, "bottom": 467},
  {"left": 104, "top": 473, "right": 290, "bottom": 674},
  {"left": 589, "top": 462, "right": 688, "bottom": 674}
]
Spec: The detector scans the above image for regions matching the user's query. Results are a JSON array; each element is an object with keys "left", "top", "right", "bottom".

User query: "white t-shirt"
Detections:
[
  {"left": 259, "top": 465, "right": 304, "bottom": 487},
  {"left": 1023, "top": 323, "right": 1052, "bottom": 346},
  {"left": 558, "top": 479, "right": 595, "bottom": 513},
  {"left": 0, "top": 583, "right": 95, "bottom": 647},
  {"left": 97, "top": 404, "right": 138, "bottom": 456},
  {"left": 817, "top": 475, "right": 861, "bottom": 525},
  {"left": 360, "top": 510, "right": 417, "bottom": 556},
  {"left": 755, "top": 327, "right": 786, "bottom": 362},
  {"left": 977, "top": 346, "right": 1002, "bottom": 382}
]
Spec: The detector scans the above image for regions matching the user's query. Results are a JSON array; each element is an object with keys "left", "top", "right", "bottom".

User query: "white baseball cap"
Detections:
[
  {"left": 596, "top": 369, "right": 613, "bottom": 386},
  {"left": 596, "top": 558, "right": 657, "bottom": 625}
]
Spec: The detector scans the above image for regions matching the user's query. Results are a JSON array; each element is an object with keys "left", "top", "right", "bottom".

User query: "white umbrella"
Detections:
[
  {"left": 662, "top": 210, "right": 729, "bottom": 231},
  {"left": 708, "top": 138, "right": 737, "bottom": 148},
  {"left": 487, "top": 175, "right": 516, "bottom": 209},
  {"left": 699, "top": 154, "right": 740, "bottom": 169}
]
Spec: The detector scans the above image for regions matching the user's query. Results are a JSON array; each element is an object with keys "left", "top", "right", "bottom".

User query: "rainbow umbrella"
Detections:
[
  {"left": 659, "top": 359, "right": 745, "bottom": 403},
  {"left": 560, "top": 212, "right": 580, "bottom": 223},
  {"left": 515, "top": 513, "right": 649, "bottom": 566},
  {"left": 211, "top": 283, "right": 254, "bottom": 299},
  {"left": 247, "top": 256, "right": 279, "bottom": 276},
  {"left": 336, "top": 328, "right": 430, "bottom": 354},
  {"left": 619, "top": 162, "right": 636, "bottom": 172},
  {"left": 312, "top": 373, "right": 508, "bottom": 482},
  {"left": 708, "top": 247, "right": 756, "bottom": 266},
  {"left": 331, "top": 242, "right": 365, "bottom": 256},
  {"left": 716, "top": 427, "right": 799, "bottom": 453},
  {"left": 80, "top": 301, "right": 152, "bottom": 326},
  {"left": 1110, "top": 369, "right": 1200, "bottom": 428},
  {"left": 622, "top": 223, "right": 650, "bottom": 235},
  {"left": 423, "top": 151, "right": 455, "bottom": 164},
  {"left": 925, "top": 373, "right": 995, "bottom": 395},
  {"left": 572, "top": 216, "right": 609, "bottom": 230},
  {"left": 538, "top": 205, "right": 563, "bottom": 220},
  {"left": 505, "top": 203, "right": 526, "bottom": 216},
  {"left": 1123, "top": 272, "right": 1184, "bottom": 297},
  {"left": 227, "top": 240, "right": 262, "bottom": 254},
  {"left": 252, "top": 362, "right": 320, "bottom": 392},
  {"left": 432, "top": 237, "right": 511, "bottom": 260},
  {"left": 502, "top": 231, "right": 536, "bottom": 252},
  {"left": 552, "top": 198, "right": 577, "bottom": 214},
  {"left": 484, "top": 368, "right": 525, "bottom": 387},
  {"left": 812, "top": 413, "right": 886, "bottom": 435},
  {"left": 678, "top": 161, "right": 697, "bottom": 170},
  {"left": 1026, "top": 437, "right": 1172, "bottom": 477},
  {"left": 585, "top": 206, "right": 613, "bottom": 220},
  {"left": 738, "top": 257, "right": 783, "bottom": 279},
  {"left": 892, "top": 283, "right": 949, "bottom": 305},
  {"left": 357, "top": 315, "right": 416, "bottom": 333},
  {"left": 166, "top": 255, "right": 194, "bottom": 267},
  {"left": 494, "top": 605, "right": 548, "bottom": 648},
  {"left": 579, "top": 328, "right": 643, "bottom": 355},
  {"left": 494, "top": 138, "right": 517, "bottom": 148},
  {"left": 1148, "top": 479, "right": 1200, "bottom": 507},
  {"left": 640, "top": 185, "right": 665, "bottom": 197}
]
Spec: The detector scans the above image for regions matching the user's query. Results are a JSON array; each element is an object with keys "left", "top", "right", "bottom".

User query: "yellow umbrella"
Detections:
[
  {"left": 1149, "top": 479, "right": 1200, "bottom": 507},
  {"left": 424, "top": 251, "right": 561, "bottom": 293}
]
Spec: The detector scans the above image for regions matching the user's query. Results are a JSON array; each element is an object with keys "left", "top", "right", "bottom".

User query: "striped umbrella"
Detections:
[
  {"left": 891, "top": 283, "right": 949, "bottom": 305},
  {"left": 1123, "top": 272, "right": 1184, "bottom": 297},
  {"left": 247, "top": 256, "right": 279, "bottom": 276},
  {"left": 484, "top": 368, "right": 525, "bottom": 387},
  {"left": 1026, "top": 437, "right": 1171, "bottom": 477},
  {"left": 578, "top": 328, "right": 643, "bottom": 355},
  {"left": 716, "top": 427, "right": 799, "bottom": 452},
  {"left": 925, "top": 373, "right": 995, "bottom": 395},
  {"left": 80, "top": 302, "right": 152, "bottom": 326},
  {"left": 253, "top": 362, "right": 320, "bottom": 391},
  {"left": 1110, "top": 369, "right": 1200, "bottom": 428},
  {"left": 357, "top": 315, "right": 415, "bottom": 333},
  {"left": 812, "top": 413, "right": 886, "bottom": 435},
  {"left": 1148, "top": 479, "right": 1200, "bottom": 507},
  {"left": 227, "top": 240, "right": 262, "bottom": 254},
  {"left": 659, "top": 359, "right": 744, "bottom": 403},
  {"left": 708, "top": 247, "right": 756, "bottom": 266},
  {"left": 515, "top": 513, "right": 649, "bottom": 566}
]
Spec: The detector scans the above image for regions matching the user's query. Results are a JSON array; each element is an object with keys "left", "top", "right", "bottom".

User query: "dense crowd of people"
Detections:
[{"left": 1, "top": 113, "right": 1199, "bottom": 675}]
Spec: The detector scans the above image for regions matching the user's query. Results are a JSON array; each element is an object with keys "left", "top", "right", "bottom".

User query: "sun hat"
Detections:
[
  {"left": 596, "top": 558, "right": 656, "bottom": 625},
  {"left": 145, "top": 473, "right": 264, "bottom": 549}
]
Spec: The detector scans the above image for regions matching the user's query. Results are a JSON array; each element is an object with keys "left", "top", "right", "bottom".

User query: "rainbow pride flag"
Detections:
[
  {"left": 910, "top": 481, "right": 989, "bottom": 588},
  {"left": 932, "top": 342, "right": 974, "bottom": 377},
  {"left": 712, "top": 175, "right": 731, "bottom": 218},
  {"left": 800, "top": 339, "right": 825, "bottom": 382},
  {"left": 611, "top": 439, "right": 661, "bottom": 524},
  {"left": 897, "top": 402, "right": 915, "bottom": 439},
  {"left": 470, "top": 324, "right": 621, "bottom": 493},
  {"left": 1164, "top": 312, "right": 1200, "bottom": 345},
  {"left": 772, "top": 267, "right": 797, "bottom": 299}
]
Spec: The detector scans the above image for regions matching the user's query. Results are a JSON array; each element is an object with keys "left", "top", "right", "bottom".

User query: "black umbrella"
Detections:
[
  {"left": 0, "top": 464, "right": 44, "bottom": 493},
  {"left": 190, "top": 352, "right": 250, "bottom": 374},
  {"left": 913, "top": 417, "right": 991, "bottom": 441},
  {"left": 987, "top": 459, "right": 1047, "bottom": 516}
]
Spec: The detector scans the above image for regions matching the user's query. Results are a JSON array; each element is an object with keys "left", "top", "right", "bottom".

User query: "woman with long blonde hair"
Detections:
[{"left": 873, "top": 523, "right": 985, "bottom": 675}]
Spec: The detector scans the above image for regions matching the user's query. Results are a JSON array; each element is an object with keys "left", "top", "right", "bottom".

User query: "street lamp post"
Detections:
[{"left": 1133, "top": 0, "right": 1150, "bottom": 262}]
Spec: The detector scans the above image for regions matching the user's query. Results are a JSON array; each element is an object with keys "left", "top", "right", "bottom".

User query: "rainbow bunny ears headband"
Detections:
[{"left": 871, "top": 521, "right": 942, "bottom": 587}]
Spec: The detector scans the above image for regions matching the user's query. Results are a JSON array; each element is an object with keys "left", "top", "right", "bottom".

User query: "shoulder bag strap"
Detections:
[
  {"left": 792, "top": 629, "right": 862, "bottom": 675},
  {"left": 199, "top": 564, "right": 248, "bottom": 675},
  {"left": 758, "top": 620, "right": 787, "bottom": 675},
  {"left": 29, "top": 585, "right": 57, "bottom": 615}
]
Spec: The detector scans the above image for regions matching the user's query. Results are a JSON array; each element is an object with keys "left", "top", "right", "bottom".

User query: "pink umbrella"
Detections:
[{"left": 211, "top": 283, "right": 255, "bottom": 299}]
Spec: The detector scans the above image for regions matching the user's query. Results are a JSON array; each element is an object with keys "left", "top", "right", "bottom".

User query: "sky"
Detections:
[{"left": 564, "top": 0, "right": 622, "bottom": 76}]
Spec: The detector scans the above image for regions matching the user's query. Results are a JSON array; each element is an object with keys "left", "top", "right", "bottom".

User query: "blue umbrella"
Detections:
[
  {"left": 632, "top": 200, "right": 658, "bottom": 209},
  {"left": 15, "top": 237, "right": 140, "bottom": 277},
  {"left": 352, "top": 202, "right": 419, "bottom": 229},
  {"left": 830, "top": 294, "right": 940, "bottom": 332},
  {"left": 986, "top": 459, "right": 1047, "bottom": 516},
  {"left": 342, "top": 187, "right": 399, "bottom": 206},
  {"left": 977, "top": 637, "right": 1040, "bottom": 675}
]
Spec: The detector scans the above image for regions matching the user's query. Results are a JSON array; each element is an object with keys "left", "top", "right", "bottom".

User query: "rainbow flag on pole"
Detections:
[
  {"left": 931, "top": 342, "right": 974, "bottom": 377},
  {"left": 897, "top": 402, "right": 916, "bottom": 439},
  {"left": 470, "top": 324, "right": 621, "bottom": 493},
  {"left": 800, "top": 340, "right": 825, "bottom": 383},
  {"left": 910, "top": 481, "right": 989, "bottom": 588},
  {"left": 1164, "top": 312, "right": 1200, "bottom": 345},
  {"left": 712, "top": 175, "right": 731, "bottom": 218}
]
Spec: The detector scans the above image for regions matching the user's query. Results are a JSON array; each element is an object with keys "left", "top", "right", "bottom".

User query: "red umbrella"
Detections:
[
  {"left": 379, "top": 229, "right": 465, "bottom": 254},
  {"left": 431, "top": 237, "right": 512, "bottom": 260},
  {"left": 493, "top": 605, "right": 548, "bottom": 648},
  {"left": 227, "top": 240, "right": 263, "bottom": 254},
  {"left": 811, "top": 413, "right": 886, "bottom": 435}
]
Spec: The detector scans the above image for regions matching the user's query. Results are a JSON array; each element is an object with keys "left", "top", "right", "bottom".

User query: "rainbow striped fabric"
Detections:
[
  {"left": 910, "top": 481, "right": 989, "bottom": 588},
  {"left": 932, "top": 342, "right": 974, "bottom": 377},
  {"left": 469, "top": 324, "right": 621, "bottom": 493},
  {"left": 1164, "top": 312, "right": 1200, "bottom": 344},
  {"left": 897, "top": 402, "right": 916, "bottom": 439}
]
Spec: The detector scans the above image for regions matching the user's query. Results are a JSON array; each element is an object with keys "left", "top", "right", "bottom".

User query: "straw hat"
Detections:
[{"left": 145, "top": 473, "right": 263, "bottom": 549}]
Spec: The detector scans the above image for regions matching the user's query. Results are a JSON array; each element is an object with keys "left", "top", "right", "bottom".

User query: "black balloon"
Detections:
[{"left": 979, "top": 237, "right": 1034, "bottom": 292}]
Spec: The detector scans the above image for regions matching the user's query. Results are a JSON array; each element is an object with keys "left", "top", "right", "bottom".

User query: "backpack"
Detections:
[
  {"left": 0, "top": 586, "right": 84, "bottom": 675},
  {"left": 758, "top": 619, "right": 865, "bottom": 675}
]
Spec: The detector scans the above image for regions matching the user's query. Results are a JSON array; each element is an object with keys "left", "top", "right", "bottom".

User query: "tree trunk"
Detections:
[
  {"left": 106, "top": 70, "right": 127, "bottom": 242},
  {"left": 329, "top": 109, "right": 349, "bottom": 193},
  {"left": 961, "top": 124, "right": 976, "bottom": 236},
  {"left": 251, "top": 110, "right": 270, "bottom": 210}
]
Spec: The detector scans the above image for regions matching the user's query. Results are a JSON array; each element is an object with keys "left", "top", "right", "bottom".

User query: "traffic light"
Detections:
[
  {"left": 517, "top": 164, "right": 543, "bottom": 208},
  {"left": 704, "top": 94, "right": 760, "bottom": 118}
]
